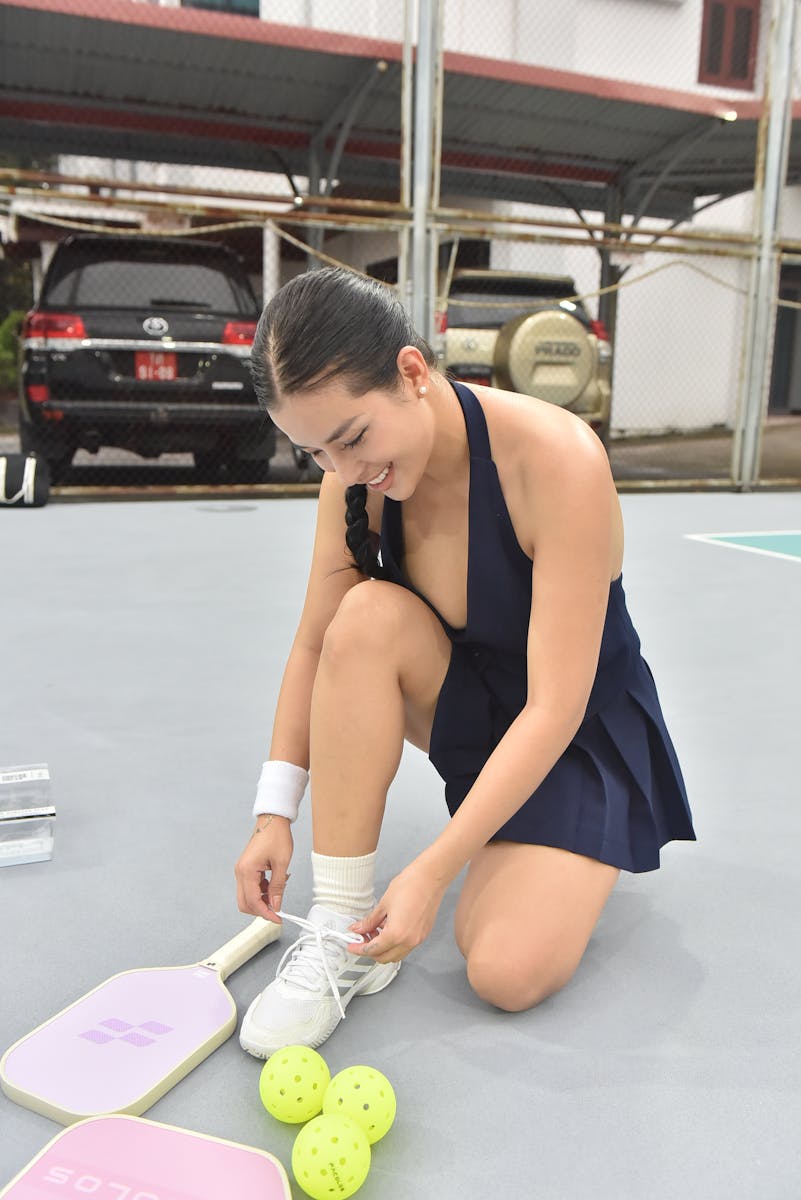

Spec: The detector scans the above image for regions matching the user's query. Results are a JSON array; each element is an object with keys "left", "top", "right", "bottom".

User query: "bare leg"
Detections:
[
  {"left": 309, "top": 580, "right": 451, "bottom": 856},
  {"left": 238, "top": 581, "right": 451, "bottom": 1058},
  {"left": 454, "top": 842, "right": 619, "bottom": 1011}
]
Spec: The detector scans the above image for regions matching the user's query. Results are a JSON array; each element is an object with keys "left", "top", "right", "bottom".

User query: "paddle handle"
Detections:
[{"left": 202, "top": 917, "right": 282, "bottom": 981}]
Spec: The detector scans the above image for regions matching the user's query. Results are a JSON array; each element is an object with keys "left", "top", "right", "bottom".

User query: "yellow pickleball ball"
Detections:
[
  {"left": 259, "top": 1045, "right": 331, "bottom": 1124},
  {"left": 292, "top": 1113, "right": 371, "bottom": 1200},
  {"left": 322, "top": 1064, "right": 397, "bottom": 1144}
]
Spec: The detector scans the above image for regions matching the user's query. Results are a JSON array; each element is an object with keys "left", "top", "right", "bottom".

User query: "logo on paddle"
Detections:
[{"left": 79, "top": 1018, "right": 173, "bottom": 1046}]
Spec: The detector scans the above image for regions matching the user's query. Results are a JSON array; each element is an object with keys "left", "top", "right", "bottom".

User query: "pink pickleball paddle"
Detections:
[
  {"left": 0, "top": 918, "right": 281, "bottom": 1124},
  {"left": 0, "top": 1114, "right": 291, "bottom": 1198}
]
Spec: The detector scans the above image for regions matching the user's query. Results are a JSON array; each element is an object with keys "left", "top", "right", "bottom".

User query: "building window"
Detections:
[
  {"left": 182, "top": 0, "right": 260, "bottom": 15},
  {"left": 699, "top": 0, "right": 760, "bottom": 89}
]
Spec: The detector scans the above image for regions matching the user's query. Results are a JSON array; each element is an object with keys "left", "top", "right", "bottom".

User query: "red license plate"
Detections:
[{"left": 134, "top": 351, "right": 177, "bottom": 382}]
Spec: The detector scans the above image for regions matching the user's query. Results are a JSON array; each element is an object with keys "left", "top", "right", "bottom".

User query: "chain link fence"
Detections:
[{"left": 0, "top": 0, "right": 799, "bottom": 490}]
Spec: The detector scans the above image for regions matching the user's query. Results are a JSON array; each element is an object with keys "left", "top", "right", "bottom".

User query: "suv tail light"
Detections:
[
  {"left": 26, "top": 384, "right": 50, "bottom": 404},
  {"left": 23, "top": 312, "right": 87, "bottom": 341},
  {"left": 222, "top": 321, "right": 257, "bottom": 346},
  {"left": 590, "top": 319, "right": 612, "bottom": 364},
  {"left": 434, "top": 310, "right": 448, "bottom": 335}
]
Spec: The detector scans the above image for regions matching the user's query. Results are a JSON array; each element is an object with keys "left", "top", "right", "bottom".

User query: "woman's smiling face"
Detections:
[{"left": 272, "top": 354, "right": 435, "bottom": 501}]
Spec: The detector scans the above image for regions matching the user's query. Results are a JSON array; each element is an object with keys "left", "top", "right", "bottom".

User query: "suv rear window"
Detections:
[
  {"left": 445, "top": 276, "right": 589, "bottom": 330},
  {"left": 43, "top": 248, "right": 255, "bottom": 314}
]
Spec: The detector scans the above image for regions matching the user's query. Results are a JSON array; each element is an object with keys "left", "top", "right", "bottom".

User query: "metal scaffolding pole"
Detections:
[
  {"left": 411, "top": 0, "right": 442, "bottom": 342},
  {"left": 306, "top": 62, "right": 387, "bottom": 267},
  {"left": 398, "top": 0, "right": 415, "bottom": 316},
  {"left": 733, "top": 0, "right": 798, "bottom": 488}
]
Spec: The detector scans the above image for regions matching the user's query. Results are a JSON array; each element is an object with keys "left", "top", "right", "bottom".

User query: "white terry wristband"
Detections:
[{"left": 252, "top": 760, "right": 309, "bottom": 823}]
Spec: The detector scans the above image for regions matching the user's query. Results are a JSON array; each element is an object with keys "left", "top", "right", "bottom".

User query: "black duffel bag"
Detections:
[{"left": 0, "top": 454, "right": 51, "bottom": 508}]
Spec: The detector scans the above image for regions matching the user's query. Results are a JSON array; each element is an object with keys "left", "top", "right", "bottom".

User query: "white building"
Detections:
[{"left": 35, "top": 0, "right": 801, "bottom": 431}]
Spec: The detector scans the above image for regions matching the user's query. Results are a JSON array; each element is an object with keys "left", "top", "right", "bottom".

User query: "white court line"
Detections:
[{"left": 686, "top": 531, "right": 801, "bottom": 564}]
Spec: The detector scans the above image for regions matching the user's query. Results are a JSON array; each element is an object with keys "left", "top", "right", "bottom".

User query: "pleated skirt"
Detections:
[{"left": 428, "top": 644, "right": 695, "bottom": 873}]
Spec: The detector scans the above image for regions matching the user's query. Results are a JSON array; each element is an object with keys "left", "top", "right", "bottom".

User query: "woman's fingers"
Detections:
[
  {"left": 235, "top": 857, "right": 274, "bottom": 920},
  {"left": 246, "top": 873, "right": 274, "bottom": 919},
  {"left": 235, "top": 826, "right": 294, "bottom": 920},
  {"left": 353, "top": 927, "right": 411, "bottom": 963},
  {"left": 349, "top": 903, "right": 386, "bottom": 940},
  {"left": 348, "top": 915, "right": 412, "bottom": 963},
  {"left": 267, "top": 869, "right": 290, "bottom": 915}
]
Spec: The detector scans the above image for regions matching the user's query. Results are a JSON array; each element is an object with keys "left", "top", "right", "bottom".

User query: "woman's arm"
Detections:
[
  {"left": 419, "top": 421, "right": 618, "bottom": 887},
  {"left": 352, "top": 415, "right": 621, "bottom": 954},
  {"left": 422, "top": 420, "right": 618, "bottom": 883},
  {"left": 265, "top": 472, "right": 365, "bottom": 764},
  {"left": 235, "top": 472, "right": 365, "bottom": 918}
]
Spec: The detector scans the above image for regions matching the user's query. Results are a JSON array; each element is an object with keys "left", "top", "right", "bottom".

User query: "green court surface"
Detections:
[{"left": 686, "top": 530, "right": 801, "bottom": 561}]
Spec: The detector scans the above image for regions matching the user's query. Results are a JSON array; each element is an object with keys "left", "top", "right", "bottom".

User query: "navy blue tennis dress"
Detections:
[{"left": 379, "top": 381, "right": 695, "bottom": 873}]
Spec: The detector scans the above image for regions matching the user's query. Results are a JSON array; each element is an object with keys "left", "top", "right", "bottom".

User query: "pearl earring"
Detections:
[{"left": 419, "top": 385, "right": 427, "bottom": 396}]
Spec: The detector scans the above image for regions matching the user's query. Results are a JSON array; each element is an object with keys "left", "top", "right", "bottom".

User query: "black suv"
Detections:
[{"left": 18, "top": 235, "right": 275, "bottom": 480}]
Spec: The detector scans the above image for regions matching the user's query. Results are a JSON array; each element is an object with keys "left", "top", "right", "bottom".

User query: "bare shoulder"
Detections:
[
  {"left": 478, "top": 384, "right": 609, "bottom": 480},
  {"left": 475, "top": 384, "right": 619, "bottom": 558}
]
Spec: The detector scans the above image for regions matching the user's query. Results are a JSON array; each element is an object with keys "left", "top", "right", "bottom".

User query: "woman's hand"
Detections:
[
  {"left": 347, "top": 857, "right": 448, "bottom": 964},
  {"left": 234, "top": 815, "right": 294, "bottom": 923}
]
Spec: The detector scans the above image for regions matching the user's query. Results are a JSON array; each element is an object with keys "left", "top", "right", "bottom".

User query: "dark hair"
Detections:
[{"left": 251, "top": 267, "right": 436, "bottom": 578}]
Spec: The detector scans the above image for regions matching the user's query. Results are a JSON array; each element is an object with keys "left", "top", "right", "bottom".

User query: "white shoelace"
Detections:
[{"left": 274, "top": 910, "right": 367, "bottom": 1022}]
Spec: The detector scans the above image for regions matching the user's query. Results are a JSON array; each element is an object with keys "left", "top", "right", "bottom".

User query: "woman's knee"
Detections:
[
  {"left": 321, "top": 580, "right": 407, "bottom": 660},
  {"left": 321, "top": 580, "right": 449, "bottom": 693},
  {"left": 465, "top": 943, "right": 579, "bottom": 1013}
]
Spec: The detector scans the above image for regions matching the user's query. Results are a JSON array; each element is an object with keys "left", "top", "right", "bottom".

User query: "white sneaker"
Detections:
[{"left": 239, "top": 904, "right": 400, "bottom": 1058}]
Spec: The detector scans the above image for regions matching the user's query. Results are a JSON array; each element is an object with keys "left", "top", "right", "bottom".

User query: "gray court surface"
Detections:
[{"left": 2, "top": 490, "right": 800, "bottom": 1199}]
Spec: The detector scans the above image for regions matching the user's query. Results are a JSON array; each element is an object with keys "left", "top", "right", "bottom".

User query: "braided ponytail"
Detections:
[{"left": 345, "top": 484, "right": 386, "bottom": 579}]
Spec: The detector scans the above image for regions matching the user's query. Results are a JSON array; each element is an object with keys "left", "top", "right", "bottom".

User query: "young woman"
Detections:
[{"left": 234, "top": 267, "right": 694, "bottom": 1058}]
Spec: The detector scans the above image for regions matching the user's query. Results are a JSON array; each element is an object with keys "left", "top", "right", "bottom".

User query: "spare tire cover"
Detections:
[{"left": 493, "top": 309, "right": 593, "bottom": 406}]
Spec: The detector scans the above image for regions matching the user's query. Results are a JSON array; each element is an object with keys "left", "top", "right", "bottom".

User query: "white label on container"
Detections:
[{"left": 0, "top": 767, "right": 50, "bottom": 785}]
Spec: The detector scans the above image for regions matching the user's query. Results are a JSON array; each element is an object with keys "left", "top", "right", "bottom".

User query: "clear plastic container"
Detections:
[{"left": 0, "top": 764, "right": 55, "bottom": 866}]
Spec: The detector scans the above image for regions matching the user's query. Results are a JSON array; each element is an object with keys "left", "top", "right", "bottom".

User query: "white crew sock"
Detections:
[{"left": 311, "top": 850, "right": 377, "bottom": 919}]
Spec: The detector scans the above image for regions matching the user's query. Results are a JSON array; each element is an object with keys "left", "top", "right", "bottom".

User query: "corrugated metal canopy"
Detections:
[{"left": 0, "top": 0, "right": 798, "bottom": 223}]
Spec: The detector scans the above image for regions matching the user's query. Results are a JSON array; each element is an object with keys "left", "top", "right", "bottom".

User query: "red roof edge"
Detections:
[{"left": 0, "top": 0, "right": 404, "bottom": 60}]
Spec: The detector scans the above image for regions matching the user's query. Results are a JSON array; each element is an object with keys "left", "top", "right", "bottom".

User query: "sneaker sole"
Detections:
[
  {"left": 240, "top": 1009, "right": 343, "bottom": 1059},
  {"left": 239, "top": 961, "right": 401, "bottom": 1059}
]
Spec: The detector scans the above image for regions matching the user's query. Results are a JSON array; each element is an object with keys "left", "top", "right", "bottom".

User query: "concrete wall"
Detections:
[{"left": 263, "top": 0, "right": 783, "bottom": 101}]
